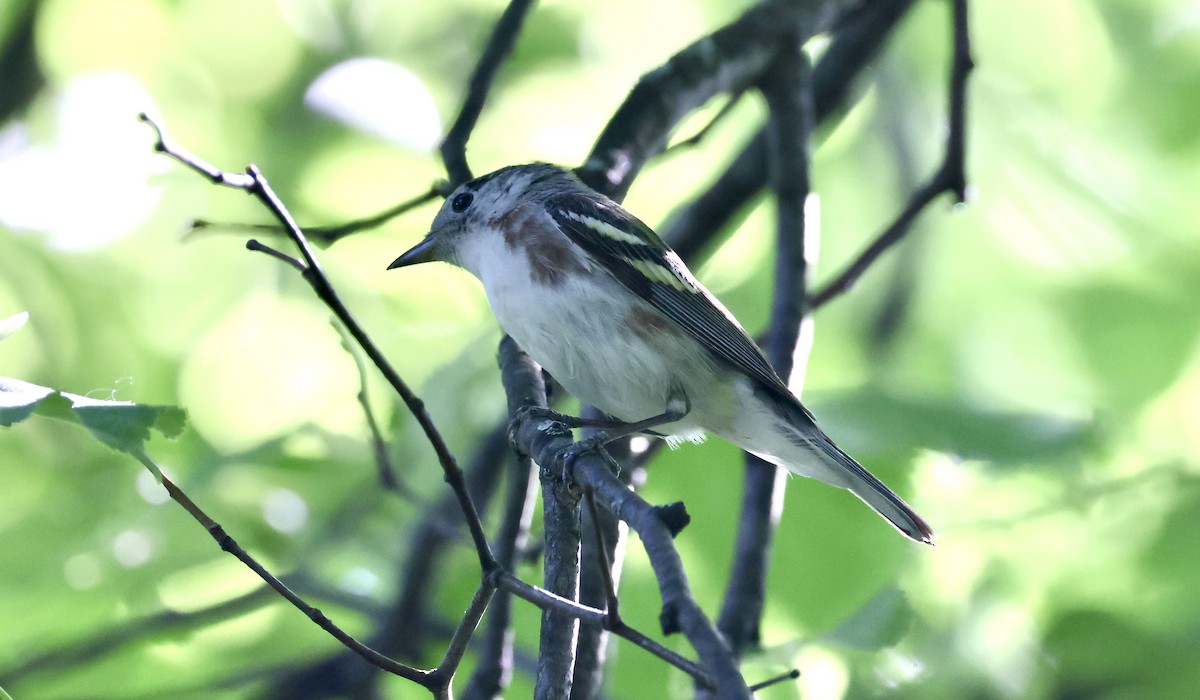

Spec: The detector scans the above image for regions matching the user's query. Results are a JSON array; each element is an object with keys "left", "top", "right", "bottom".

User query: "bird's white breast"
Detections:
[{"left": 457, "top": 227, "right": 724, "bottom": 440}]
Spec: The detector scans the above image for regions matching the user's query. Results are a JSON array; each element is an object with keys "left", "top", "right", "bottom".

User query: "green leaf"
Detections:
[
  {"left": 821, "top": 585, "right": 915, "bottom": 651},
  {"left": 0, "top": 377, "right": 187, "bottom": 471},
  {"left": 67, "top": 392, "right": 187, "bottom": 451},
  {"left": 0, "top": 377, "right": 56, "bottom": 426},
  {"left": 0, "top": 312, "right": 28, "bottom": 341},
  {"left": 0, "top": 683, "right": 13, "bottom": 700}
]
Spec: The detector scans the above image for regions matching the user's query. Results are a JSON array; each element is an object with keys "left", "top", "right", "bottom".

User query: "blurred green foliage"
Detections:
[{"left": 2, "top": 0, "right": 1199, "bottom": 698}]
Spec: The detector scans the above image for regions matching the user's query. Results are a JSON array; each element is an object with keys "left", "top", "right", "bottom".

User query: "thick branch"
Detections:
[
  {"left": 570, "top": 420, "right": 631, "bottom": 700},
  {"left": 716, "top": 38, "right": 816, "bottom": 660},
  {"left": 659, "top": 0, "right": 918, "bottom": 265},
  {"left": 499, "top": 345, "right": 752, "bottom": 699},
  {"left": 578, "top": 0, "right": 847, "bottom": 200},
  {"left": 535, "top": 441, "right": 583, "bottom": 699}
]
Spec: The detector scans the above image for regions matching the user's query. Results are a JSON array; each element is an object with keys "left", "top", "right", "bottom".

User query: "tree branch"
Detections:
[
  {"left": 500, "top": 343, "right": 752, "bottom": 699},
  {"left": 716, "top": 36, "right": 816, "bottom": 661},
  {"left": 569, "top": 424, "right": 631, "bottom": 700},
  {"left": 810, "top": 0, "right": 972, "bottom": 309},
  {"left": 141, "top": 113, "right": 497, "bottom": 575},
  {"left": 461, "top": 446, "right": 538, "bottom": 699},
  {"left": 191, "top": 185, "right": 442, "bottom": 245},
  {"left": 660, "top": 0, "right": 918, "bottom": 265},
  {"left": 157, "top": 472, "right": 431, "bottom": 684},
  {"left": 577, "top": 0, "right": 849, "bottom": 200},
  {"left": 440, "top": 0, "right": 537, "bottom": 186},
  {"left": 535, "top": 458, "right": 583, "bottom": 700}
]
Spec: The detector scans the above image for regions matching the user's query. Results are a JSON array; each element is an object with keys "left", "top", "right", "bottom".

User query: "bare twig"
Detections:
[
  {"left": 461, "top": 447, "right": 538, "bottom": 699},
  {"left": 810, "top": 0, "right": 972, "bottom": 310},
  {"left": 430, "top": 583, "right": 497, "bottom": 691},
  {"left": 583, "top": 490, "right": 621, "bottom": 623},
  {"left": 750, "top": 669, "right": 802, "bottom": 692},
  {"left": 141, "top": 113, "right": 497, "bottom": 576},
  {"left": 245, "top": 239, "right": 304, "bottom": 271},
  {"left": 269, "top": 424, "right": 512, "bottom": 700},
  {"left": 332, "top": 319, "right": 411, "bottom": 496},
  {"left": 155, "top": 472, "right": 430, "bottom": 683},
  {"left": 384, "top": 423, "right": 511, "bottom": 662},
  {"left": 191, "top": 185, "right": 442, "bottom": 245},
  {"left": 440, "top": 0, "right": 537, "bottom": 185}
]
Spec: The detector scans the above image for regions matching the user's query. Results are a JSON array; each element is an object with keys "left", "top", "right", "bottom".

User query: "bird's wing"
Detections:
[{"left": 548, "top": 192, "right": 799, "bottom": 403}]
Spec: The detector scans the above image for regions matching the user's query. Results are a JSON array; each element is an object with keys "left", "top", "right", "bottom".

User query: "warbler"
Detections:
[{"left": 390, "top": 163, "right": 934, "bottom": 543}]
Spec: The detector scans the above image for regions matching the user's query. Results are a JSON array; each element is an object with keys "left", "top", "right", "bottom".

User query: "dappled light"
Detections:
[{"left": 1, "top": 0, "right": 1198, "bottom": 697}]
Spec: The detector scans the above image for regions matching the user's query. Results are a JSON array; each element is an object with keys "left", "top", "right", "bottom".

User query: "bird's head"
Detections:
[{"left": 388, "top": 163, "right": 581, "bottom": 274}]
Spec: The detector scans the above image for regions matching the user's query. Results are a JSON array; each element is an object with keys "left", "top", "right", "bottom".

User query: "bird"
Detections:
[{"left": 389, "top": 163, "right": 934, "bottom": 544}]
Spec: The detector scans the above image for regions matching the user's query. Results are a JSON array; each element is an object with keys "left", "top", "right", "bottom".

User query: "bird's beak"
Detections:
[{"left": 388, "top": 232, "right": 442, "bottom": 270}]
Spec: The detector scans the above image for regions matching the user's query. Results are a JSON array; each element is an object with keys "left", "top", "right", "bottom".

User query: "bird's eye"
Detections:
[{"left": 451, "top": 192, "right": 474, "bottom": 213}]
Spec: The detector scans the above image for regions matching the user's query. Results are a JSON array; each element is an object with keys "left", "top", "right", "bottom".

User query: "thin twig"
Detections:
[
  {"left": 246, "top": 238, "right": 306, "bottom": 271},
  {"left": 461, "top": 448, "right": 538, "bottom": 698},
  {"left": 381, "top": 423, "right": 510, "bottom": 661},
  {"left": 191, "top": 185, "right": 442, "bottom": 245},
  {"left": 141, "top": 112, "right": 497, "bottom": 575},
  {"left": 431, "top": 583, "right": 497, "bottom": 689},
  {"left": 809, "top": 0, "right": 972, "bottom": 309},
  {"left": 297, "top": 424, "right": 511, "bottom": 699},
  {"left": 571, "top": 411, "right": 632, "bottom": 700},
  {"left": 584, "top": 489, "right": 621, "bottom": 623},
  {"left": 439, "top": 0, "right": 537, "bottom": 185},
  {"left": 749, "top": 669, "right": 801, "bottom": 692},
  {"left": 331, "top": 318, "right": 410, "bottom": 496},
  {"left": 491, "top": 572, "right": 713, "bottom": 687},
  {"left": 155, "top": 471, "right": 431, "bottom": 683}
]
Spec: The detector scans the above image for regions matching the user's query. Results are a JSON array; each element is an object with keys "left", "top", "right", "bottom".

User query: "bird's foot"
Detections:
[
  {"left": 560, "top": 432, "right": 623, "bottom": 489},
  {"left": 507, "top": 405, "right": 574, "bottom": 457}
]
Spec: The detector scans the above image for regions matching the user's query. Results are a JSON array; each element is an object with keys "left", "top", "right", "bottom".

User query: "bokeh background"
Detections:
[{"left": 2, "top": 0, "right": 1199, "bottom": 697}]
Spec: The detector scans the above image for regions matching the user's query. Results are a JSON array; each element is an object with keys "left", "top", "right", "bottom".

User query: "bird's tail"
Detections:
[
  {"left": 749, "top": 390, "right": 936, "bottom": 544},
  {"left": 806, "top": 429, "right": 935, "bottom": 544}
]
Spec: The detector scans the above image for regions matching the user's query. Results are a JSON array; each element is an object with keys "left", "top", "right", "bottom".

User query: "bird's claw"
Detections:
[
  {"left": 508, "top": 405, "right": 573, "bottom": 457},
  {"left": 560, "top": 432, "right": 620, "bottom": 495}
]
